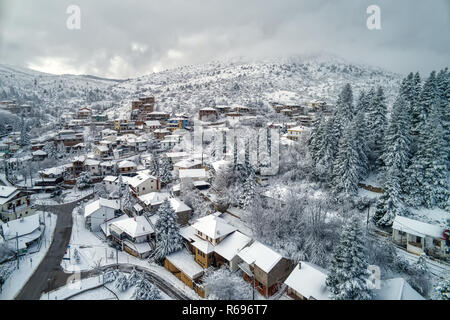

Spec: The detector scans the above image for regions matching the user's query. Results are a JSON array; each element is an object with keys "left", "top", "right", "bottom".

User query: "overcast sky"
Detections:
[{"left": 0, "top": 0, "right": 448, "bottom": 78}]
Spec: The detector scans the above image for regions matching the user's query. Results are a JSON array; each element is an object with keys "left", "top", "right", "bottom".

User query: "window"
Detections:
[{"left": 433, "top": 239, "right": 441, "bottom": 247}]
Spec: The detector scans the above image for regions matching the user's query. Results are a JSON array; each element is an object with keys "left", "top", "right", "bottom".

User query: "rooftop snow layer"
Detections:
[{"left": 284, "top": 262, "right": 331, "bottom": 300}]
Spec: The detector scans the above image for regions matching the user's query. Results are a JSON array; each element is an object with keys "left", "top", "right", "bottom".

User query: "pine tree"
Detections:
[
  {"left": 134, "top": 278, "right": 162, "bottom": 300},
  {"left": 19, "top": 113, "right": 30, "bottom": 146},
  {"left": 149, "top": 152, "right": 159, "bottom": 176},
  {"left": 373, "top": 96, "right": 411, "bottom": 226},
  {"left": 406, "top": 101, "right": 449, "bottom": 209},
  {"left": 152, "top": 199, "right": 184, "bottom": 263},
  {"left": 411, "top": 71, "right": 437, "bottom": 138},
  {"left": 331, "top": 118, "right": 361, "bottom": 196},
  {"left": 238, "top": 171, "right": 258, "bottom": 209},
  {"left": 353, "top": 109, "right": 369, "bottom": 181},
  {"left": 367, "top": 87, "right": 388, "bottom": 169},
  {"left": 158, "top": 157, "right": 172, "bottom": 186},
  {"left": 315, "top": 117, "right": 336, "bottom": 181},
  {"left": 326, "top": 219, "right": 372, "bottom": 300}
]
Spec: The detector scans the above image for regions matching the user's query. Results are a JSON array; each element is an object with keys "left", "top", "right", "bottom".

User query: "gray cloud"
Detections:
[{"left": 0, "top": 0, "right": 448, "bottom": 78}]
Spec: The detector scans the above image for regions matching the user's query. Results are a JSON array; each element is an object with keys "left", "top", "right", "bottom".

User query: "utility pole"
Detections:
[
  {"left": 116, "top": 247, "right": 118, "bottom": 268},
  {"left": 366, "top": 204, "right": 370, "bottom": 231},
  {"left": 16, "top": 232, "right": 19, "bottom": 270}
]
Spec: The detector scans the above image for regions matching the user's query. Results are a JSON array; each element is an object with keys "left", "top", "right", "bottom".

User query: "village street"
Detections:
[{"left": 15, "top": 201, "right": 76, "bottom": 300}]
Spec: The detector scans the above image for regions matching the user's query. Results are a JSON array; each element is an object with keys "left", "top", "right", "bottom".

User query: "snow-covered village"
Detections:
[{"left": 0, "top": 0, "right": 448, "bottom": 310}]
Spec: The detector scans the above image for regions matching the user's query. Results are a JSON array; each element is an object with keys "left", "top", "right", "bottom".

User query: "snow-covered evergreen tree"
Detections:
[
  {"left": 373, "top": 95, "right": 412, "bottom": 226},
  {"left": 152, "top": 199, "right": 184, "bottom": 263},
  {"left": 134, "top": 277, "right": 162, "bottom": 300},
  {"left": 238, "top": 171, "right": 258, "bottom": 209},
  {"left": 331, "top": 118, "right": 361, "bottom": 196},
  {"left": 19, "top": 113, "right": 30, "bottom": 146},
  {"left": 115, "top": 272, "right": 129, "bottom": 292},
  {"left": 158, "top": 156, "right": 172, "bottom": 186},
  {"left": 406, "top": 100, "right": 449, "bottom": 209},
  {"left": 149, "top": 152, "right": 159, "bottom": 176},
  {"left": 202, "top": 267, "right": 252, "bottom": 300},
  {"left": 367, "top": 87, "right": 388, "bottom": 169},
  {"left": 326, "top": 219, "right": 372, "bottom": 300}
]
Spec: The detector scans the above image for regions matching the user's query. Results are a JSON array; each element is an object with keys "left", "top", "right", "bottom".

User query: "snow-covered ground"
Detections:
[
  {"left": 31, "top": 193, "right": 60, "bottom": 206},
  {"left": 62, "top": 204, "right": 201, "bottom": 300},
  {"left": 0, "top": 211, "right": 57, "bottom": 300},
  {"left": 61, "top": 188, "right": 94, "bottom": 204},
  {"left": 42, "top": 273, "right": 172, "bottom": 300}
]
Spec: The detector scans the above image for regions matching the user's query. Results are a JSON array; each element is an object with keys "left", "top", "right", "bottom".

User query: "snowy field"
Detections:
[{"left": 0, "top": 211, "right": 57, "bottom": 300}]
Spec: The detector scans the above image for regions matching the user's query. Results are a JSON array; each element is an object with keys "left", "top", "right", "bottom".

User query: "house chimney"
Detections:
[{"left": 298, "top": 262, "right": 301, "bottom": 270}]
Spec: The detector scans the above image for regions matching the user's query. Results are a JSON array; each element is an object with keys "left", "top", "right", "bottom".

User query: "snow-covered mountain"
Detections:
[{"left": 0, "top": 54, "right": 403, "bottom": 122}]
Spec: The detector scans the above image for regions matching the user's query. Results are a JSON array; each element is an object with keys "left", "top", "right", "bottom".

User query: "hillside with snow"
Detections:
[{"left": 0, "top": 55, "right": 402, "bottom": 123}]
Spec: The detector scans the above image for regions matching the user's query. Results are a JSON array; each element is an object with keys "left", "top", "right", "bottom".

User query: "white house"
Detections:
[
  {"left": 127, "top": 171, "right": 160, "bottom": 197},
  {"left": 109, "top": 215, "right": 154, "bottom": 259},
  {"left": 392, "top": 215, "right": 448, "bottom": 258},
  {"left": 103, "top": 175, "right": 118, "bottom": 193},
  {"left": 84, "top": 198, "right": 121, "bottom": 232},
  {"left": 85, "top": 159, "right": 101, "bottom": 176}
]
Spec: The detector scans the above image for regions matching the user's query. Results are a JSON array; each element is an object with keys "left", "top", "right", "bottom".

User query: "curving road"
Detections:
[
  {"left": 15, "top": 201, "right": 77, "bottom": 300},
  {"left": 15, "top": 197, "right": 192, "bottom": 300}
]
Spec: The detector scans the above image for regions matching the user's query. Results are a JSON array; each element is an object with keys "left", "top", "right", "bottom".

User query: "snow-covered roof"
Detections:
[
  {"left": 95, "top": 145, "right": 109, "bottom": 152},
  {"left": 138, "top": 192, "right": 170, "bottom": 207},
  {"left": 200, "top": 107, "right": 217, "bottom": 112},
  {"left": 32, "top": 150, "right": 47, "bottom": 156},
  {"left": 123, "top": 240, "right": 152, "bottom": 254},
  {"left": 166, "top": 249, "right": 204, "bottom": 279},
  {"left": 284, "top": 262, "right": 331, "bottom": 300},
  {"left": 179, "top": 169, "right": 206, "bottom": 180},
  {"left": 165, "top": 151, "right": 189, "bottom": 158},
  {"left": 237, "top": 241, "right": 282, "bottom": 273},
  {"left": 100, "top": 214, "right": 128, "bottom": 237},
  {"left": 288, "top": 126, "right": 303, "bottom": 132},
  {"left": 145, "top": 120, "right": 161, "bottom": 126},
  {"left": 169, "top": 198, "right": 192, "bottom": 213},
  {"left": 103, "top": 175, "right": 117, "bottom": 182},
  {"left": 110, "top": 216, "right": 154, "bottom": 238},
  {"left": 210, "top": 160, "right": 230, "bottom": 172},
  {"left": 175, "top": 159, "right": 202, "bottom": 168},
  {"left": 214, "top": 231, "right": 251, "bottom": 261},
  {"left": 393, "top": 215, "right": 444, "bottom": 239},
  {"left": 1, "top": 213, "right": 41, "bottom": 240},
  {"left": 0, "top": 186, "right": 18, "bottom": 198},
  {"left": 39, "top": 166, "right": 66, "bottom": 176},
  {"left": 128, "top": 172, "right": 157, "bottom": 188},
  {"left": 373, "top": 278, "right": 424, "bottom": 300},
  {"left": 118, "top": 160, "right": 137, "bottom": 168},
  {"left": 191, "top": 214, "right": 237, "bottom": 240},
  {"left": 84, "top": 198, "right": 120, "bottom": 217},
  {"left": 133, "top": 203, "right": 144, "bottom": 212},
  {"left": 85, "top": 159, "right": 100, "bottom": 166}
]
